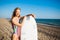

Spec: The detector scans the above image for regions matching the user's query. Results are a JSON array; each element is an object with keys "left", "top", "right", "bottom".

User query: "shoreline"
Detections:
[{"left": 37, "top": 23, "right": 60, "bottom": 28}]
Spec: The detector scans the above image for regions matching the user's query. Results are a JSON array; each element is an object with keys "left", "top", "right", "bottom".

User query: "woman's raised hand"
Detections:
[{"left": 26, "top": 14, "right": 35, "bottom": 18}]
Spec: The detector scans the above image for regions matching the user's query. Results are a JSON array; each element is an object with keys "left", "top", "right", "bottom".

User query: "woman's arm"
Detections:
[
  {"left": 12, "top": 16, "right": 26, "bottom": 27},
  {"left": 12, "top": 17, "right": 22, "bottom": 27}
]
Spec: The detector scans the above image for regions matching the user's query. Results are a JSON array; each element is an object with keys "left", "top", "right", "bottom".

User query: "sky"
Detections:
[{"left": 0, "top": 0, "right": 60, "bottom": 19}]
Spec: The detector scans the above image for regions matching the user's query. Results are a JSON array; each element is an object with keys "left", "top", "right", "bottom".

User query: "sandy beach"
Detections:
[
  {"left": 0, "top": 18, "right": 60, "bottom": 40},
  {"left": 37, "top": 23, "right": 60, "bottom": 40}
]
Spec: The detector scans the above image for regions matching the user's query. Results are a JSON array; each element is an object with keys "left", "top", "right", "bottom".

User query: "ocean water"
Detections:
[{"left": 35, "top": 19, "right": 60, "bottom": 26}]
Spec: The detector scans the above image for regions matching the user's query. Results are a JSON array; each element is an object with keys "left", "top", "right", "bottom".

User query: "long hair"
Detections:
[{"left": 10, "top": 7, "right": 21, "bottom": 23}]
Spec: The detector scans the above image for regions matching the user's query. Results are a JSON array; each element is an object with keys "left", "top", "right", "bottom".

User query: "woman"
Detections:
[
  {"left": 11, "top": 7, "right": 26, "bottom": 40},
  {"left": 11, "top": 7, "right": 35, "bottom": 40}
]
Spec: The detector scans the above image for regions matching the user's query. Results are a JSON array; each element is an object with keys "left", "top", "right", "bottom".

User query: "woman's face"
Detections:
[{"left": 16, "top": 9, "right": 20, "bottom": 17}]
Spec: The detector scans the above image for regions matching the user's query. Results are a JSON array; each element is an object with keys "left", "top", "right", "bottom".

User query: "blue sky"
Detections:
[{"left": 0, "top": 0, "right": 60, "bottom": 19}]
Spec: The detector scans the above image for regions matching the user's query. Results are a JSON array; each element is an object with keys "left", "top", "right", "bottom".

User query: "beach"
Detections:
[
  {"left": 0, "top": 18, "right": 60, "bottom": 40},
  {"left": 0, "top": 18, "right": 13, "bottom": 40},
  {"left": 37, "top": 23, "right": 60, "bottom": 40}
]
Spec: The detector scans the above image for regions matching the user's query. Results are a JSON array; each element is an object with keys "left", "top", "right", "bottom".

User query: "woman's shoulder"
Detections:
[{"left": 12, "top": 17, "right": 18, "bottom": 21}]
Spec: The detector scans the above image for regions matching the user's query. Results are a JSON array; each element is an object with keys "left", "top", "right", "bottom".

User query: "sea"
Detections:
[{"left": 35, "top": 19, "right": 60, "bottom": 27}]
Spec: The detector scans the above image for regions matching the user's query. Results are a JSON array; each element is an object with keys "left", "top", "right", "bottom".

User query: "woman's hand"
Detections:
[
  {"left": 32, "top": 14, "right": 35, "bottom": 18},
  {"left": 26, "top": 14, "right": 35, "bottom": 18}
]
